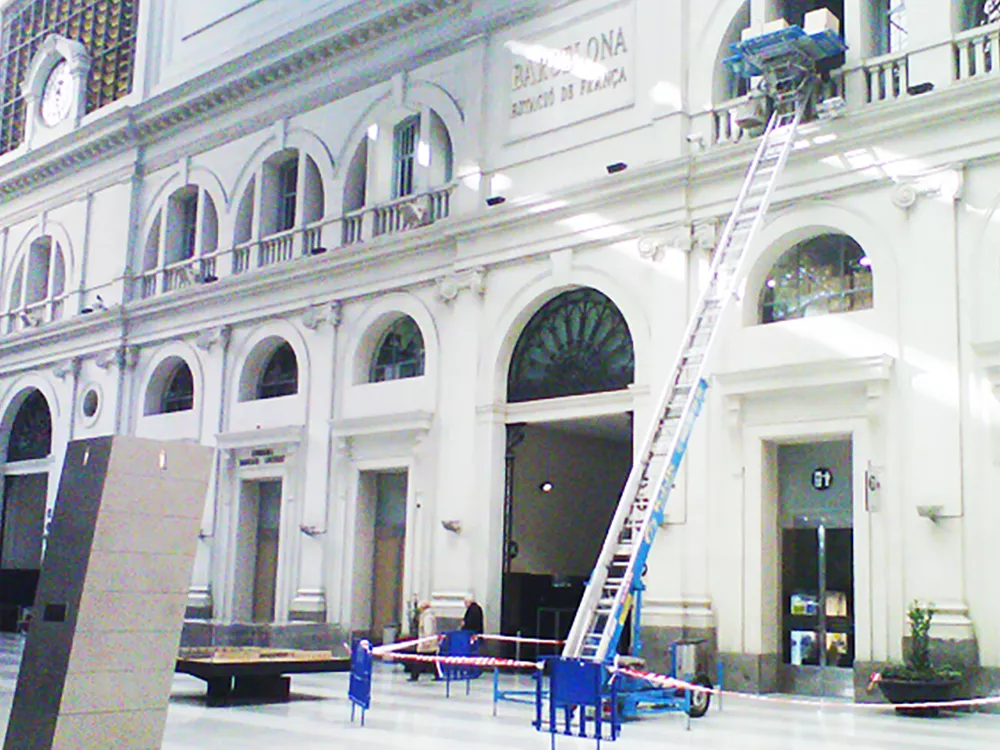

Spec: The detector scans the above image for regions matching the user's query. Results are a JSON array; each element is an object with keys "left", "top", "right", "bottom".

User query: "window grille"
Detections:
[
  {"left": 161, "top": 363, "right": 194, "bottom": 413},
  {"left": 7, "top": 389, "right": 52, "bottom": 461},
  {"left": 371, "top": 316, "right": 424, "bottom": 382},
  {"left": 277, "top": 159, "right": 297, "bottom": 232},
  {"left": 392, "top": 115, "right": 419, "bottom": 199},
  {"left": 257, "top": 343, "right": 298, "bottom": 399},
  {"left": 0, "top": 0, "right": 139, "bottom": 155},
  {"left": 507, "top": 288, "right": 634, "bottom": 403},
  {"left": 179, "top": 193, "right": 198, "bottom": 259}
]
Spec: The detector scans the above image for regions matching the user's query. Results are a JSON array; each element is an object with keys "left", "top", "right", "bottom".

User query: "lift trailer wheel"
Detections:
[{"left": 685, "top": 674, "right": 713, "bottom": 718}]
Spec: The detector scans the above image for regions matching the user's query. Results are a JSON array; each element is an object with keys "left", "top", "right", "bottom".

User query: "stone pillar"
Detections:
[{"left": 431, "top": 268, "right": 487, "bottom": 621}]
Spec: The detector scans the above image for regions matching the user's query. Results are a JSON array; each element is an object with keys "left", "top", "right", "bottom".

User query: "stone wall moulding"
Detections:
[
  {"left": 436, "top": 267, "right": 486, "bottom": 304},
  {"left": 714, "top": 354, "right": 894, "bottom": 399},
  {"left": 302, "top": 302, "right": 342, "bottom": 331},
  {"left": 637, "top": 226, "right": 691, "bottom": 261},
  {"left": 195, "top": 326, "right": 231, "bottom": 351},
  {"left": 52, "top": 357, "right": 81, "bottom": 380},
  {"left": 692, "top": 220, "right": 720, "bottom": 253},
  {"left": 216, "top": 425, "right": 305, "bottom": 454},
  {"left": 94, "top": 346, "right": 138, "bottom": 371}
]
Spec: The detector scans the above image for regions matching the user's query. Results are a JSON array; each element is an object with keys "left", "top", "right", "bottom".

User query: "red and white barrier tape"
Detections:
[
  {"left": 371, "top": 635, "right": 441, "bottom": 656},
  {"left": 477, "top": 634, "right": 564, "bottom": 646},
  {"left": 615, "top": 665, "right": 1000, "bottom": 711},
  {"left": 377, "top": 651, "right": 542, "bottom": 671}
]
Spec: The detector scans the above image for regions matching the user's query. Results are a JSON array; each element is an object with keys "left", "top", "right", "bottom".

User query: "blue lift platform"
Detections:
[{"left": 533, "top": 23, "right": 847, "bottom": 747}]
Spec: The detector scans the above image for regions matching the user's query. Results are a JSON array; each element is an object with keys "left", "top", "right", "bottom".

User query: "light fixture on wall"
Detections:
[
  {"left": 907, "top": 82, "right": 934, "bottom": 96},
  {"left": 441, "top": 519, "right": 462, "bottom": 534},
  {"left": 539, "top": 481, "right": 554, "bottom": 493},
  {"left": 606, "top": 161, "right": 627, "bottom": 174},
  {"left": 486, "top": 195, "right": 506, "bottom": 207}
]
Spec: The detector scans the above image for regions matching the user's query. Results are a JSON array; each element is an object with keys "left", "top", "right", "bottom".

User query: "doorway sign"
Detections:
[{"left": 811, "top": 467, "right": 833, "bottom": 491}]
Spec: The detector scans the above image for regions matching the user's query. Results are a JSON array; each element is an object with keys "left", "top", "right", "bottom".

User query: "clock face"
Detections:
[{"left": 40, "top": 60, "right": 73, "bottom": 127}]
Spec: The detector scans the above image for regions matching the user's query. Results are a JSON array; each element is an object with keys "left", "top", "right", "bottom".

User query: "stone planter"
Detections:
[{"left": 877, "top": 676, "right": 962, "bottom": 717}]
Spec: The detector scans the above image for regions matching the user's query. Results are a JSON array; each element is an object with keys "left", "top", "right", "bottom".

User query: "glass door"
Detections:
[{"left": 777, "top": 440, "right": 854, "bottom": 697}]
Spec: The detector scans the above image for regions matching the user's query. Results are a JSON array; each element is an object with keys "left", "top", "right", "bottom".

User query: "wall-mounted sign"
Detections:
[
  {"left": 811, "top": 467, "right": 833, "bottom": 491},
  {"left": 504, "top": 5, "right": 635, "bottom": 141}
]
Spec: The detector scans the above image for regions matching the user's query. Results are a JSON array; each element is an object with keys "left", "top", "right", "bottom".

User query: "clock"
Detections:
[{"left": 40, "top": 60, "right": 73, "bottom": 127}]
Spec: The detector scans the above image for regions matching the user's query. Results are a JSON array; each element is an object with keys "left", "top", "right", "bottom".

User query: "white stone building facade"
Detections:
[{"left": 1, "top": 0, "right": 999, "bottom": 698}]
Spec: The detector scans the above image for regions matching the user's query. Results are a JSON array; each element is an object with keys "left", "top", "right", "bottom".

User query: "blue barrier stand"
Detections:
[
  {"left": 348, "top": 639, "right": 373, "bottom": 726},
  {"left": 492, "top": 665, "right": 543, "bottom": 716},
  {"left": 439, "top": 630, "right": 480, "bottom": 697},
  {"left": 535, "top": 657, "right": 619, "bottom": 749}
]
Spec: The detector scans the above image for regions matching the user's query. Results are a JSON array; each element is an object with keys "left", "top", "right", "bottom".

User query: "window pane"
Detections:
[
  {"left": 507, "top": 288, "right": 634, "bottom": 403},
  {"left": 162, "top": 363, "right": 194, "bottom": 413},
  {"left": 392, "top": 116, "right": 419, "bottom": 198},
  {"left": 7, "top": 389, "right": 51, "bottom": 461},
  {"left": 371, "top": 316, "right": 425, "bottom": 382},
  {"left": 257, "top": 343, "right": 298, "bottom": 399},
  {"left": 759, "top": 234, "right": 872, "bottom": 324}
]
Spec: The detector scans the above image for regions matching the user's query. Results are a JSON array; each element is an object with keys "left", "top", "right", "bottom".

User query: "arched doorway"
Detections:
[
  {"left": 0, "top": 388, "right": 53, "bottom": 631},
  {"left": 501, "top": 288, "right": 635, "bottom": 656}
]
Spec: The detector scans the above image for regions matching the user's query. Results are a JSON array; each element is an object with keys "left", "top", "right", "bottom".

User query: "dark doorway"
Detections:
[{"left": 501, "top": 416, "right": 631, "bottom": 659}]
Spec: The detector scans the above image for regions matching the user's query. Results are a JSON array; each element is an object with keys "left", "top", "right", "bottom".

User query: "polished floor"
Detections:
[{"left": 3, "top": 633, "right": 1000, "bottom": 749}]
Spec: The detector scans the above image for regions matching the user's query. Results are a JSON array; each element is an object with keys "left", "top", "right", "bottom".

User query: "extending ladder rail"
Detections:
[{"left": 562, "top": 96, "right": 810, "bottom": 664}]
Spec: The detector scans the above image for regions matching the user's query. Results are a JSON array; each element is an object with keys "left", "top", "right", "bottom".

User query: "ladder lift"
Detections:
[{"left": 534, "top": 24, "right": 848, "bottom": 743}]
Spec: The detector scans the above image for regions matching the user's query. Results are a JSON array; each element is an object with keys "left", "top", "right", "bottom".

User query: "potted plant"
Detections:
[{"left": 870, "top": 601, "right": 963, "bottom": 717}]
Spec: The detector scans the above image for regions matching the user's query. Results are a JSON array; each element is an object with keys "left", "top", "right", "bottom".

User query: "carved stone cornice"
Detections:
[
  {"left": 302, "top": 301, "right": 342, "bottom": 330},
  {"left": 437, "top": 267, "right": 486, "bottom": 303},
  {"left": 0, "top": 0, "right": 466, "bottom": 198},
  {"left": 195, "top": 325, "right": 231, "bottom": 351},
  {"left": 637, "top": 226, "right": 691, "bottom": 261},
  {"left": 94, "top": 345, "right": 138, "bottom": 371},
  {"left": 52, "top": 357, "right": 81, "bottom": 380}
]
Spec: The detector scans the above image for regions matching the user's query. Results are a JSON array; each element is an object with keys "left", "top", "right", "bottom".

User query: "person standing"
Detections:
[
  {"left": 407, "top": 602, "right": 438, "bottom": 681},
  {"left": 461, "top": 595, "right": 484, "bottom": 634}
]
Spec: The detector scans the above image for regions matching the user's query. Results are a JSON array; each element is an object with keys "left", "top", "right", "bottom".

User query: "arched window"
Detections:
[
  {"left": 139, "top": 186, "right": 219, "bottom": 297},
  {"left": 507, "top": 288, "right": 634, "bottom": 403},
  {"left": 7, "top": 390, "right": 52, "bottom": 462},
  {"left": 257, "top": 343, "right": 298, "bottom": 399},
  {"left": 342, "top": 108, "right": 453, "bottom": 244},
  {"left": 6, "top": 236, "right": 66, "bottom": 331},
  {"left": 161, "top": 362, "right": 194, "bottom": 413},
  {"left": 370, "top": 317, "right": 425, "bottom": 382},
  {"left": 759, "top": 234, "right": 873, "bottom": 324}
]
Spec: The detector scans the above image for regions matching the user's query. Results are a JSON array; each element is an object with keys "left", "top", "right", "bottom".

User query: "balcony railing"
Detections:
[
  {"left": 955, "top": 23, "right": 1000, "bottom": 81},
  {"left": 4, "top": 294, "right": 69, "bottom": 333},
  {"left": 343, "top": 183, "right": 456, "bottom": 246},
  {"left": 860, "top": 51, "right": 909, "bottom": 104},
  {"left": 132, "top": 190, "right": 455, "bottom": 301}
]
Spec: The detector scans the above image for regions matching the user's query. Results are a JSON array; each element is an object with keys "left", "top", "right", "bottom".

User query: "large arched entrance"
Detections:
[
  {"left": 0, "top": 388, "right": 53, "bottom": 631},
  {"left": 501, "top": 288, "right": 634, "bottom": 657}
]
